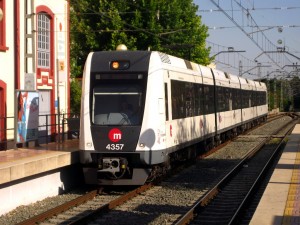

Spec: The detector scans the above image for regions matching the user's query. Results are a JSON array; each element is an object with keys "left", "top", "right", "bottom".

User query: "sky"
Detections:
[{"left": 194, "top": 0, "right": 300, "bottom": 79}]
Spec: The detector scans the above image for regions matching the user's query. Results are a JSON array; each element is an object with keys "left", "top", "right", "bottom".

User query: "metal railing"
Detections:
[{"left": 0, "top": 113, "right": 80, "bottom": 150}]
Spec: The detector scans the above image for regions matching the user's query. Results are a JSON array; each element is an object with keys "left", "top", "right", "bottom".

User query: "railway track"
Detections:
[
  {"left": 15, "top": 114, "right": 298, "bottom": 225},
  {"left": 175, "top": 116, "right": 297, "bottom": 225},
  {"left": 17, "top": 184, "right": 154, "bottom": 225}
]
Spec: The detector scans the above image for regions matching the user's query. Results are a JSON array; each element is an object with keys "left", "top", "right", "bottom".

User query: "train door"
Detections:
[
  {"left": 38, "top": 90, "right": 51, "bottom": 143},
  {"left": 0, "top": 83, "right": 6, "bottom": 150},
  {"left": 164, "top": 70, "right": 173, "bottom": 149}
]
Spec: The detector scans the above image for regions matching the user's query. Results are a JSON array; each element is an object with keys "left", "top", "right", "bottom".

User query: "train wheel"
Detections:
[
  {"left": 198, "top": 141, "right": 209, "bottom": 152},
  {"left": 215, "top": 134, "right": 221, "bottom": 146}
]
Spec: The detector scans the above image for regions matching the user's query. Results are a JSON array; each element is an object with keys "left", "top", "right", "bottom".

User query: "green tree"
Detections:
[
  {"left": 69, "top": 0, "right": 211, "bottom": 112},
  {"left": 70, "top": 79, "right": 81, "bottom": 114},
  {"left": 70, "top": 0, "right": 137, "bottom": 78},
  {"left": 70, "top": 0, "right": 211, "bottom": 76}
]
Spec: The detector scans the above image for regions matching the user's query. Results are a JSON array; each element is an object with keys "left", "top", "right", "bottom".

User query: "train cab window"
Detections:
[{"left": 92, "top": 85, "right": 143, "bottom": 125}]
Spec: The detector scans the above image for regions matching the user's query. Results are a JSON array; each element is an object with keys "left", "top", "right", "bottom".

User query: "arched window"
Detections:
[{"left": 37, "top": 12, "right": 50, "bottom": 68}]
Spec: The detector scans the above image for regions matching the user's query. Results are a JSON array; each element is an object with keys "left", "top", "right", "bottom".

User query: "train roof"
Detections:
[
  {"left": 254, "top": 80, "right": 267, "bottom": 91},
  {"left": 238, "top": 76, "right": 256, "bottom": 90},
  {"left": 212, "top": 68, "right": 240, "bottom": 88},
  {"left": 88, "top": 50, "right": 265, "bottom": 90},
  {"left": 90, "top": 51, "right": 151, "bottom": 73}
]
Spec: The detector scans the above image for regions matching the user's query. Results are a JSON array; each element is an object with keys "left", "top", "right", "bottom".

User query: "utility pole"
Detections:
[{"left": 24, "top": 0, "right": 36, "bottom": 78}]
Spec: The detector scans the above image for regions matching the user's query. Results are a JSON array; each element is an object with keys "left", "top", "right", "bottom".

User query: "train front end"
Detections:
[{"left": 79, "top": 50, "right": 154, "bottom": 185}]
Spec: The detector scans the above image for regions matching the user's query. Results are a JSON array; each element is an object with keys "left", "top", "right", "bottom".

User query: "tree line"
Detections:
[{"left": 69, "top": 0, "right": 211, "bottom": 113}]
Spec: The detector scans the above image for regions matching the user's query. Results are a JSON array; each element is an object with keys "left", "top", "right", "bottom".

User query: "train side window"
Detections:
[
  {"left": 259, "top": 91, "right": 266, "bottom": 105},
  {"left": 263, "top": 91, "right": 267, "bottom": 105},
  {"left": 199, "top": 84, "right": 204, "bottom": 115},
  {"left": 203, "top": 85, "right": 209, "bottom": 114},
  {"left": 171, "top": 80, "right": 181, "bottom": 119},
  {"left": 254, "top": 91, "right": 258, "bottom": 106},
  {"left": 225, "top": 87, "right": 229, "bottom": 111},
  {"left": 242, "top": 90, "right": 245, "bottom": 108},
  {"left": 217, "top": 86, "right": 224, "bottom": 112},
  {"left": 203, "top": 85, "right": 215, "bottom": 115},
  {"left": 242, "top": 89, "right": 247, "bottom": 108},
  {"left": 232, "top": 88, "right": 238, "bottom": 110},
  {"left": 229, "top": 88, "right": 232, "bottom": 111},
  {"left": 171, "top": 80, "right": 195, "bottom": 119},
  {"left": 244, "top": 90, "right": 247, "bottom": 108},
  {"left": 237, "top": 88, "right": 240, "bottom": 109},
  {"left": 194, "top": 83, "right": 203, "bottom": 116},
  {"left": 172, "top": 81, "right": 212, "bottom": 118},
  {"left": 237, "top": 89, "right": 241, "bottom": 109},
  {"left": 246, "top": 90, "right": 250, "bottom": 108},
  {"left": 185, "top": 82, "right": 194, "bottom": 117},
  {"left": 249, "top": 91, "right": 252, "bottom": 107},
  {"left": 211, "top": 85, "right": 215, "bottom": 114}
]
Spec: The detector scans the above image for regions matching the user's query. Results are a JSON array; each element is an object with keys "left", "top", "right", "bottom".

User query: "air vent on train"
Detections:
[{"left": 158, "top": 52, "right": 171, "bottom": 64}]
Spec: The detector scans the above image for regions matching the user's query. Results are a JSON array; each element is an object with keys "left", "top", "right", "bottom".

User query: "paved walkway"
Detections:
[{"left": 0, "top": 139, "right": 79, "bottom": 184}]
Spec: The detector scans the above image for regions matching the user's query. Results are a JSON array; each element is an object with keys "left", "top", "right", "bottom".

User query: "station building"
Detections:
[{"left": 0, "top": 0, "right": 70, "bottom": 149}]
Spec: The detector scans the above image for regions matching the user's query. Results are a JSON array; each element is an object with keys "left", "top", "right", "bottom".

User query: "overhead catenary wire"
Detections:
[
  {"left": 208, "top": 0, "right": 296, "bottom": 75},
  {"left": 199, "top": 6, "right": 300, "bottom": 13}
]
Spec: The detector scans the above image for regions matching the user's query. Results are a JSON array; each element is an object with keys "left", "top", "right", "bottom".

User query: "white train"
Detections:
[{"left": 79, "top": 48, "right": 268, "bottom": 185}]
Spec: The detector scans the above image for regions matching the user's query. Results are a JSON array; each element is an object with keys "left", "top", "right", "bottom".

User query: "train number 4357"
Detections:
[{"left": 106, "top": 144, "right": 124, "bottom": 150}]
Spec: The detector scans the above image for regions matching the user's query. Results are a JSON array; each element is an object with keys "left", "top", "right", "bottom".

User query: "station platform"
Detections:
[
  {"left": 0, "top": 139, "right": 80, "bottom": 185},
  {"left": 250, "top": 124, "right": 300, "bottom": 225}
]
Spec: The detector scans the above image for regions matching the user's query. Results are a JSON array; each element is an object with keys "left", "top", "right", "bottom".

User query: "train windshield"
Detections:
[{"left": 92, "top": 84, "right": 143, "bottom": 126}]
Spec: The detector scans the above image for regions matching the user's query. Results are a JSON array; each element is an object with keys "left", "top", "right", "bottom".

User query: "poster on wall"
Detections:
[{"left": 16, "top": 91, "right": 39, "bottom": 143}]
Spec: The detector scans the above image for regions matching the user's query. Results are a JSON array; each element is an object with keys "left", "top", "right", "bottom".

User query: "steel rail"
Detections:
[
  {"left": 228, "top": 125, "right": 295, "bottom": 224},
  {"left": 17, "top": 189, "right": 100, "bottom": 225},
  {"left": 70, "top": 182, "right": 154, "bottom": 225},
  {"left": 175, "top": 116, "right": 298, "bottom": 225}
]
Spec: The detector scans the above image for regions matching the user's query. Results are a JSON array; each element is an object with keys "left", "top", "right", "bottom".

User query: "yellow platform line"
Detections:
[{"left": 282, "top": 149, "right": 300, "bottom": 224}]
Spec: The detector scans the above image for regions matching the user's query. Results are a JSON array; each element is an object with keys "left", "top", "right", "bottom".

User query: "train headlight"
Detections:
[
  {"left": 139, "top": 143, "right": 145, "bottom": 148},
  {"left": 110, "top": 61, "right": 130, "bottom": 70},
  {"left": 112, "top": 61, "right": 120, "bottom": 69},
  {"left": 86, "top": 142, "right": 93, "bottom": 147}
]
